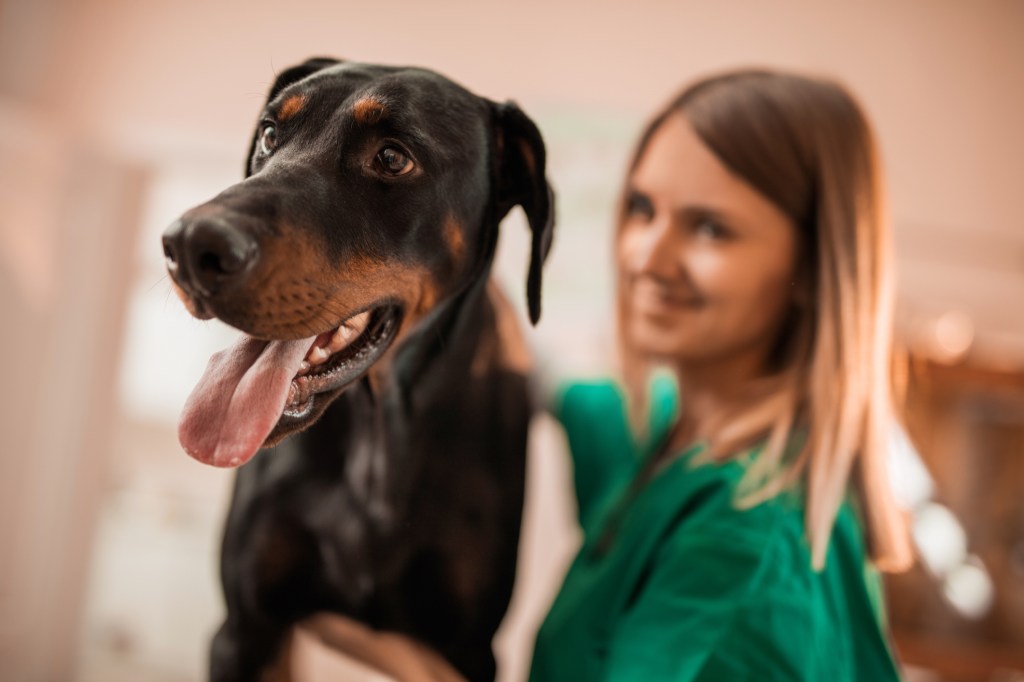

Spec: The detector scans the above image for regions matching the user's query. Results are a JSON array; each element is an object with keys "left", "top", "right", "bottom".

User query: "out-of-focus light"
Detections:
[
  {"left": 887, "top": 426, "right": 933, "bottom": 510},
  {"left": 912, "top": 502, "right": 967, "bottom": 576},
  {"left": 900, "top": 309, "right": 977, "bottom": 365},
  {"left": 933, "top": 310, "right": 974, "bottom": 361},
  {"left": 942, "top": 555, "right": 994, "bottom": 619}
]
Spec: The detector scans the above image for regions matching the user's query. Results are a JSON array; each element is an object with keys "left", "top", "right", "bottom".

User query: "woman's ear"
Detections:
[{"left": 492, "top": 101, "right": 556, "bottom": 325}]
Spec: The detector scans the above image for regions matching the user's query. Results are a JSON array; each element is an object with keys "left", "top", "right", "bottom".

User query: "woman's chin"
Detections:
[
  {"left": 628, "top": 310, "right": 730, "bottom": 361},
  {"left": 627, "top": 326, "right": 699, "bottom": 361}
]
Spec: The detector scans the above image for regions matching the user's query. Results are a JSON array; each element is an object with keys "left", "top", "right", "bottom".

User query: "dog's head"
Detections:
[{"left": 162, "top": 58, "right": 554, "bottom": 467}]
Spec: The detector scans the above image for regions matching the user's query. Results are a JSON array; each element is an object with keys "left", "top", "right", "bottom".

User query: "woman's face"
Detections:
[{"left": 619, "top": 113, "right": 801, "bottom": 370}]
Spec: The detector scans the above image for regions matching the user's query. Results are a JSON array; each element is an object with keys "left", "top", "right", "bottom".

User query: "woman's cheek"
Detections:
[
  {"left": 683, "top": 246, "right": 732, "bottom": 298},
  {"left": 617, "top": 224, "right": 650, "bottom": 272},
  {"left": 687, "top": 246, "right": 788, "bottom": 337}
]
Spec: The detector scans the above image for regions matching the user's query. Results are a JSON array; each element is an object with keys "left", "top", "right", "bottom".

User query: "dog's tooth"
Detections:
[
  {"left": 307, "top": 346, "right": 330, "bottom": 365},
  {"left": 330, "top": 324, "right": 357, "bottom": 350},
  {"left": 296, "top": 361, "right": 311, "bottom": 376},
  {"left": 329, "top": 311, "right": 372, "bottom": 352},
  {"left": 350, "top": 310, "right": 371, "bottom": 332}
]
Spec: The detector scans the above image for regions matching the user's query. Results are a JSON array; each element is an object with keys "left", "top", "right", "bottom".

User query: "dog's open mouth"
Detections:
[
  {"left": 283, "top": 306, "right": 400, "bottom": 419},
  {"left": 177, "top": 303, "right": 402, "bottom": 468}
]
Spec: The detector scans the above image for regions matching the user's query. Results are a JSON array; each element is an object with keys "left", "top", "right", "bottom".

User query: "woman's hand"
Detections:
[{"left": 299, "top": 613, "right": 468, "bottom": 682}]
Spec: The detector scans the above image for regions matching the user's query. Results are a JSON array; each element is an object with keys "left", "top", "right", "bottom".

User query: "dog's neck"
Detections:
[{"left": 339, "top": 267, "right": 499, "bottom": 529}]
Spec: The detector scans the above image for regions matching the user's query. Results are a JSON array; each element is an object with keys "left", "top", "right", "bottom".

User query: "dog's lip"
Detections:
[{"left": 281, "top": 303, "right": 403, "bottom": 417}]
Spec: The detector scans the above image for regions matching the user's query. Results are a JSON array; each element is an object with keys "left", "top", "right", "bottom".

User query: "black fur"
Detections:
[{"left": 163, "top": 58, "right": 554, "bottom": 681}]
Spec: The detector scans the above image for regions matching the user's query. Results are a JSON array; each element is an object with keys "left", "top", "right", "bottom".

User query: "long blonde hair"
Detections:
[{"left": 616, "top": 70, "right": 912, "bottom": 572}]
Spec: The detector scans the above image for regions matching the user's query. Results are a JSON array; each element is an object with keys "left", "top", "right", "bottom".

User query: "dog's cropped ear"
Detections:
[
  {"left": 493, "top": 102, "right": 555, "bottom": 326},
  {"left": 245, "top": 57, "right": 341, "bottom": 177}
]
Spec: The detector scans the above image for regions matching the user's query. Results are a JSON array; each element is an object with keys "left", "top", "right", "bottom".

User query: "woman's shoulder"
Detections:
[
  {"left": 663, "top": 459, "right": 888, "bottom": 628},
  {"left": 553, "top": 377, "right": 624, "bottom": 419},
  {"left": 653, "top": 467, "right": 891, "bottom": 673},
  {"left": 553, "top": 375, "right": 679, "bottom": 534},
  {"left": 553, "top": 379, "right": 632, "bottom": 456},
  {"left": 554, "top": 372, "right": 678, "bottom": 441},
  {"left": 656, "top": 454, "right": 804, "bottom": 562},
  {"left": 652, "top": 450, "right": 870, "bottom": 599},
  {"left": 606, "top": 460, "right": 892, "bottom": 680}
]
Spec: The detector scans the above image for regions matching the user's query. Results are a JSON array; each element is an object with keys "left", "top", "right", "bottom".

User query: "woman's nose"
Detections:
[{"left": 630, "top": 219, "right": 680, "bottom": 277}]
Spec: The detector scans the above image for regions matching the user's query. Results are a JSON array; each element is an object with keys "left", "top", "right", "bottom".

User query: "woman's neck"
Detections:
[{"left": 669, "top": 345, "right": 772, "bottom": 449}]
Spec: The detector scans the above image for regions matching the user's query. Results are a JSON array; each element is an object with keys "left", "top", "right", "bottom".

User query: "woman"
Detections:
[
  {"left": 306, "top": 69, "right": 912, "bottom": 681},
  {"left": 529, "top": 69, "right": 912, "bottom": 681}
]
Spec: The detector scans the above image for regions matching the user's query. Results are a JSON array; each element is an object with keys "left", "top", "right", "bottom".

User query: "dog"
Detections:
[{"left": 161, "top": 57, "right": 554, "bottom": 681}]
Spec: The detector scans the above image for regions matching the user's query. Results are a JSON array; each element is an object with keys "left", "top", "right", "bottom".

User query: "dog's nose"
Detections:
[{"left": 162, "top": 216, "right": 259, "bottom": 295}]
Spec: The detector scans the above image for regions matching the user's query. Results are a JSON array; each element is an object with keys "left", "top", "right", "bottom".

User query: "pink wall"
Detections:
[
  {"left": 14, "top": 0, "right": 1022, "bottom": 234},
  {"left": 6, "top": 0, "right": 1023, "bottom": 361},
  {"left": 1, "top": 1, "right": 1022, "bottom": 680}
]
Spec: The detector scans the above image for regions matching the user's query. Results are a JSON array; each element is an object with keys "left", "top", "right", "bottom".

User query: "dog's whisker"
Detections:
[{"left": 147, "top": 274, "right": 169, "bottom": 293}]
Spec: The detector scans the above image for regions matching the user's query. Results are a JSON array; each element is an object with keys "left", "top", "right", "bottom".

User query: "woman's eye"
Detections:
[
  {"left": 376, "top": 146, "right": 414, "bottom": 176},
  {"left": 625, "top": 191, "right": 654, "bottom": 221},
  {"left": 259, "top": 125, "right": 278, "bottom": 156},
  {"left": 694, "top": 217, "right": 730, "bottom": 240}
]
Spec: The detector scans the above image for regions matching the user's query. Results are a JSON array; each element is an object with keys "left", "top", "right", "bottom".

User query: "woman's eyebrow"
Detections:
[{"left": 675, "top": 204, "right": 739, "bottom": 226}]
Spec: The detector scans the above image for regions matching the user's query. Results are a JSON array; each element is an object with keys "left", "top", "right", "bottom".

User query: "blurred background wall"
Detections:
[{"left": 0, "top": 1, "right": 1022, "bottom": 680}]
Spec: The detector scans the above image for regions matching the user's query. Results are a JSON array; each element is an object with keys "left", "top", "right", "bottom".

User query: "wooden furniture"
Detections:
[{"left": 888, "top": 358, "right": 1024, "bottom": 681}]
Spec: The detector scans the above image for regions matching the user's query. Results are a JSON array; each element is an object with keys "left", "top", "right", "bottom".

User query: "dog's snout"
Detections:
[
  {"left": 162, "top": 216, "right": 259, "bottom": 296},
  {"left": 189, "top": 218, "right": 256, "bottom": 285}
]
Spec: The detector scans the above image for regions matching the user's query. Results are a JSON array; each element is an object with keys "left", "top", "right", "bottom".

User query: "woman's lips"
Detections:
[{"left": 631, "top": 278, "right": 703, "bottom": 314}]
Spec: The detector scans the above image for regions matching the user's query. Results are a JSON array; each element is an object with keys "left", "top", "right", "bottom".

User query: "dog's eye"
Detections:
[
  {"left": 259, "top": 124, "right": 278, "bottom": 156},
  {"left": 376, "top": 146, "right": 414, "bottom": 176}
]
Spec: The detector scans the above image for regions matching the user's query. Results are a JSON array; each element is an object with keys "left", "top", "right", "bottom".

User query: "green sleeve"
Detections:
[
  {"left": 553, "top": 380, "right": 636, "bottom": 535},
  {"left": 554, "top": 376, "right": 681, "bottom": 536},
  {"left": 603, "top": 508, "right": 816, "bottom": 681}
]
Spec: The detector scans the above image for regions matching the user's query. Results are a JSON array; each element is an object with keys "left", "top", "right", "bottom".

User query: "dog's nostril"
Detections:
[
  {"left": 186, "top": 218, "right": 258, "bottom": 293},
  {"left": 197, "top": 248, "right": 245, "bottom": 275}
]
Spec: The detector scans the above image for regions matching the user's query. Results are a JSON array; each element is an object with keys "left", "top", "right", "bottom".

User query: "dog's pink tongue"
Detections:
[{"left": 179, "top": 335, "right": 316, "bottom": 467}]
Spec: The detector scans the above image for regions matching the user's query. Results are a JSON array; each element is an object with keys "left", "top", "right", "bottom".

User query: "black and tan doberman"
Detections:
[{"left": 161, "top": 57, "right": 554, "bottom": 681}]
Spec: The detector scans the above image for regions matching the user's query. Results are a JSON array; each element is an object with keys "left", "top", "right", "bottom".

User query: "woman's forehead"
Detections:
[
  {"left": 633, "top": 116, "right": 740, "bottom": 201},
  {"left": 631, "top": 115, "right": 792, "bottom": 231}
]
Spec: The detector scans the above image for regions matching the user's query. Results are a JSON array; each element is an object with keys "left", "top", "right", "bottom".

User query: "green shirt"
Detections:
[{"left": 529, "top": 379, "right": 901, "bottom": 682}]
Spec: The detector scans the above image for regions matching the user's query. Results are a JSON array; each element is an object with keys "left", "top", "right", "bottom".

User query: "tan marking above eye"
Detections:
[
  {"left": 353, "top": 97, "right": 387, "bottom": 125},
  {"left": 278, "top": 94, "right": 307, "bottom": 121}
]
